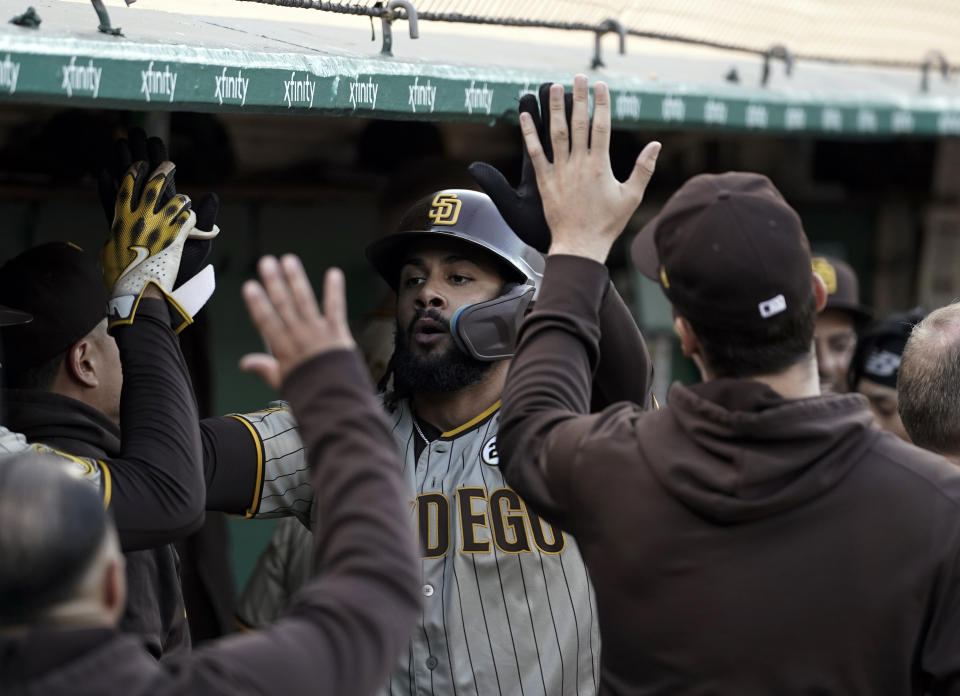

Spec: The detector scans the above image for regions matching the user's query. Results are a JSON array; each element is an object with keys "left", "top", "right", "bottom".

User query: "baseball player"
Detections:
[
  {"left": 236, "top": 186, "right": 656, "bottom": 695},
  {"left": 810, "top": 255, "right": 872, "bottom": 394}
]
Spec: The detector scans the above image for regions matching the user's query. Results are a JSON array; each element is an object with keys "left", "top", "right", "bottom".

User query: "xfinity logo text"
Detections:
[
  {"left": 408, "top": 77, "right": 436, "bottom": 113},
  {"left": 464, "top": 81, "right": 493, "bottom": 115},
  {"left": 615, "top": 92, "right": 641, "bottom": 120},
  {"left": 61, "top": 57, "right": 102, "bottom": 99},
  {"left": 349, "top": 76, "right": 378, "bottom": 110},
  {"left": 215, "top": 67, "right": 249, "bottom": 106},
  {"left": 283, "top": 72, "right": 316, "bottom": 109},
  {"left": 140, "top": 62, "right": 177, "bottom": 103},
  {"left": 0, "top": 55, "right": 20, "bottom": 95}
]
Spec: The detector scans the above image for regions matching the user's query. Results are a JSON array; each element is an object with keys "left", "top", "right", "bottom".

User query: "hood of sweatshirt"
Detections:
[
  {"left": 3, "top": 389, "right": 119, "bottom": 458},
  {"left": 0, "top": 627, "right": 160, "bottom": 694},
  {"left": 640, "top": 378, "right": 880, "bottom": 523}
]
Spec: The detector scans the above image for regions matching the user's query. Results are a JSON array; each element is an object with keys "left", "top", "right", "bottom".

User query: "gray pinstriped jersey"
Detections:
[
  {"left": 228, "top": 404, "right": 313, "bottom": 528},
  {"left": 385, "top": 399, "right": 599, "bottom": 696},
  {"left": 232, "top": 402, "right": 600, "bottom": 695},
  {"left": 0, "top": 425, "right": 121, "bottom": 518},
  {"left": 0, "top": 426, "right": 106, "bottom": 491}
]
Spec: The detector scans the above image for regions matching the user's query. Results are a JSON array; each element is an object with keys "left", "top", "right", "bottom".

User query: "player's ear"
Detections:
[
  {"left": 812, "top": 272, "right": 828, "bottom": 312},
  {"left": 65, "top": 337, "right": 98, "bottom": 388},
  {"left": 673, "top": 316, "right": 699, "bottom": 358},
  {"left": 674, "top": 315, "right": 712, "bottom": 380}
]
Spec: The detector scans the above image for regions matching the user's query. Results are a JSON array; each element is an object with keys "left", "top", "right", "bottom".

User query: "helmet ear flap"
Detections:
[{"left": 451, "top": 283, "right": 535, "bottom": 361}]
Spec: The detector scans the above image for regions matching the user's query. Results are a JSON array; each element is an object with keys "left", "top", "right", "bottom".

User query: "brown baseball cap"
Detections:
[
  {"left": 810, "top": 255, "right": 872, "bottom": 326},
  {"left": 631, "top": 172, "right": 813, "bottom": 330}
]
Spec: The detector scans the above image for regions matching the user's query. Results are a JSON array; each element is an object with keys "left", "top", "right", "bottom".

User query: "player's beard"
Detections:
[{"left": 391, "top": 309, "right": 492, "bottom": 396}]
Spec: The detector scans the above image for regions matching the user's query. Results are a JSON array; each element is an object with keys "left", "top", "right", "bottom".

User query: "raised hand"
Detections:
[
  {"left": 101, "top": 160, "right": 196, "bottom": 332},
  {"left": 241, "top": 255, "right": 356, "bottom": 391},
  {"left": 99, "top": 129, "right": 221, "bottom": 331},
  {"left": 468, "top": 83, "right": 573, "bottom": 253},
  {"left": 520, "top": 75, "right": 661, "bottom": 263},
  {"left": 98, "top": 128, "right": 219, "bottom": 237}
]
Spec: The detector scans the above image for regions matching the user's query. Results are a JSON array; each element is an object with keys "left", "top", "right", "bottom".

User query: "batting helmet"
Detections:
[{"left": 366, "top": 189, "right": 545, "bottom": 361}]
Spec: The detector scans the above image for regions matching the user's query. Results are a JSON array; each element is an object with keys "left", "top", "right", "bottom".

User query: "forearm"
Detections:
[
  {"left": 199, "top": 416, "right": 264, "bottom": 516},
  {"left": 499, "top": 254, "right": 609, "bottom": 521},
  {"left": 203, "top": 406, "right": 313, "bottom": 527},
  {"left": 189, "top": 350, "right": 419, "bottom": 695},
  {"left": 592, "top": 281, "right": 655, "bottom": 410},
  {"left": 108, "top": 298, "right": 205, "bottom": 550},
  {"left": 289, "top": 350, "right": 416, "bottom": 585}
]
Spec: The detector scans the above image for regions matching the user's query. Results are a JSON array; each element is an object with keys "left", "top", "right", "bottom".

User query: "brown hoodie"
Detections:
[
  {"left": 500, "top": 254, "right": 960, "bottom": 696},
  {"left": 0, "top": 350, "right": 421, "bottom": 696}
]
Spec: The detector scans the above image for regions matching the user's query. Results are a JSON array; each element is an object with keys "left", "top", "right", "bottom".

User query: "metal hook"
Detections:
[
  {"left": 380, "top": 0, "right": 419, "bottom": 57},
  {"left": 760, "top": 44, "right": 793, "bottom": 87},
  {"left": 90, "top": 0, "right": 123, "bottom": 36},
  {"left": 921, "top": 50, "right": 949, "bottom": 92},
  {"left": 591, "top": 19, "right": 626, "bottom": 70}
]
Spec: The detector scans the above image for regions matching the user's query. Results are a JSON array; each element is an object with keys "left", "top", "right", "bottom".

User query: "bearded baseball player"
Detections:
[
  {"left": 236, "top": 183, "right": 656, "bottom": 694},
  {"left": 370, "top": 189, "right": 599, "bottom": 696}
]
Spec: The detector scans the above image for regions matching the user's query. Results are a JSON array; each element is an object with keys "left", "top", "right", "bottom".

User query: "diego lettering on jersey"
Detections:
[{"left": 417, "top": 486, "right": 565, "bottom": 558}]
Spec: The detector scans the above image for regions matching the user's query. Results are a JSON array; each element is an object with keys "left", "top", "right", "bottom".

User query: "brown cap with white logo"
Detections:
[{"left": 631, "top": 171, "right": 814, "bottom": 331}]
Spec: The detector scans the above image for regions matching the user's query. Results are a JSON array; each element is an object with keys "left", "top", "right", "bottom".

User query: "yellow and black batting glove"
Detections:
[{"left": 101, "top": 160, "right": 196, "bottom": 333}]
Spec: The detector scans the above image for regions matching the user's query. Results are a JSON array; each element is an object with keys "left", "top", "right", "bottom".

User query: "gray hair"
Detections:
[
  {"left": 0, "top": 450, "right": 109, "bottom": 624},
  {"left": 898, "top": 302, "right": 960, "bottom": 455}
]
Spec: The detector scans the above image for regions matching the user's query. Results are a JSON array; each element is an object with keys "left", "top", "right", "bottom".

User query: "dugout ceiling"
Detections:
[{"left": 1, "top": 0, "right": 960, "bottom": 137}]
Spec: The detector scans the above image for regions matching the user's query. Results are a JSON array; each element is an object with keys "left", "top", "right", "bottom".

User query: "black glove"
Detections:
[
  {"left": 98, "top": 128, "right": 220, "bottom": 289},
  {"left": 468, "top": 83, "right": 573, "bottom": 253}
]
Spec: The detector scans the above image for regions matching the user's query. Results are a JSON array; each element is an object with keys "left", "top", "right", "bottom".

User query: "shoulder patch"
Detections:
[{"left": 30, "top": 443, "right": 106, "bottom": 501}]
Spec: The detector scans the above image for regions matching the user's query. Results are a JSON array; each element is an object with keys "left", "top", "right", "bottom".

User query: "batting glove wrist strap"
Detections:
[{"left": 108, "top": 280, "right": 192, "bottom": 334}]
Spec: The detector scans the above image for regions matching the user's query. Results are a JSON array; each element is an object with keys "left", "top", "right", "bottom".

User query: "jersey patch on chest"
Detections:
[{"left": 481, "top": 435, "right": 499, "bottom": 466}]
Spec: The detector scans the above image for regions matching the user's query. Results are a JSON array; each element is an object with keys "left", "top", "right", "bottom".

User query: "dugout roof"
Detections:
[{"left": 2, "top": 0, "right": 960, "bottom": 136}]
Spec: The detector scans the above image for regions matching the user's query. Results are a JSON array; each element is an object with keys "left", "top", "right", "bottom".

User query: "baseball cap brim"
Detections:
[
  {"left": 0, "top": 304, "right": 31, "bottom": 327},
  {"left": 821, "top": 299, "right": 873, "bottom": 327},
  {"left": 630, "top": 217, "right": 661, "bottom": 281}
]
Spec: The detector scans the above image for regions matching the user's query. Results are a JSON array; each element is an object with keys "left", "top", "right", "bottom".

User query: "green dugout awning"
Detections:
[{"left": 3, "top": 0, "right": 960, "bottom": 136}]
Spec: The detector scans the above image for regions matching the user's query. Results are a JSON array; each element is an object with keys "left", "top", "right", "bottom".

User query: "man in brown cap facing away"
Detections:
[
  {"left": 498, "top": 76, "right": 960, "bottom": 695},
  {"left": 810, "top": 255, "right": 871, "bottom": 393}
]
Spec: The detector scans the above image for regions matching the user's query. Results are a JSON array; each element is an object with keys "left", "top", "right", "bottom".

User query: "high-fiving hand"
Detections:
[
  {"left": 101, "top": 160, "right": 197, "bottom": 332},
  {"left": 468, "top": 82, "right": 572, "bottom": 254},
  {"left": 521, "top": 75, "right": 661, "bottom": 263},
  {"left": 99, "top": 128, "right": 221, "bottom": 333},
  {"left": 241, "top": 255, "right": 356, "bottom": 391}
]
